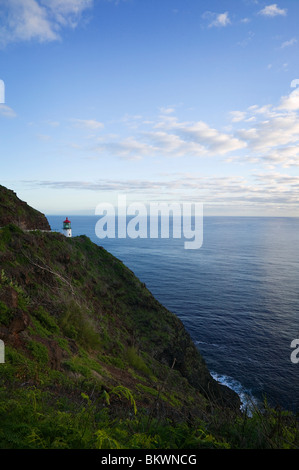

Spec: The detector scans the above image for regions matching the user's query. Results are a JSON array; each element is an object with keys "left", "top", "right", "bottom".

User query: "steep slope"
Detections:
[
  {"left": 0, "top": 190, "right": 298, "bottom": 449},
  {"left": 0, "top": 221, "right": 245, "bottom": 448},
  {"left": 0, "top": 185, "right": 50, "bottom": 231},
  {"left": 0, "top": 225, "right": 240, "bottom": 407}
]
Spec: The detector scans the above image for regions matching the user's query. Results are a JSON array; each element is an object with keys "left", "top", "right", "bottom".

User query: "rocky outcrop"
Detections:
[{"left": 0, "top": 185, "right": 50, "bottom": 231}]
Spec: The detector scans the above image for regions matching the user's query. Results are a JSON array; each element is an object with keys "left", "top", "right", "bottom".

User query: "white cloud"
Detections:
[
  {"left": 41, "top": 0, "right": 93, "bottom": 28},
  {"left": 229, "top": 89, "right": 299, "bottom": 168},
  {"left": 47, "top": 120, "right": 60, "bottom": 127},
  {"left": 32, "top": 172, "right": 299, "bottom": 208},
  {"left": 39, "top": 88, "right": 299, "bottom": 171},
  {"left": 238, "top": 114, "right": 299, "bottom": 152},
  {"left": 72, "top": 118, "right": 104, "bottom": 130},
  {"left": 0, "top": 0, "right": 93, "bottom": 46},
  {"left": 208, "top": 12, "right": 231, "bottom": 28},
  {"left": 96, "top": 137, "right": 157, "bottom": 161},
  {"left": 159, "top": 107, "right": 176, "bottom": 115},
  {"left": 175, "top": 121, "right": 246, "bottom": 155},
  {"left": 258, "top": 4, "right": 287, "bottom": 17},
  {"left": 36, "top": 133, "right": 51, "bottom": 141},
  {"left": 230, "top": 111, "right": 248, "bottom": 123},
  {"left": 279, "top": 88, "right": 299, "bottom": 111},
  {"left": 264, "top": 146, "right": 299, "bottom": 167},
  {"left": 281, "top": 38, "right": 297, "bottom": 49},
  {"left": 144, "top": 131, "right": 207, "bottom": 158},
  {"left": 91, "top": 115, "right": 246, "bottom": 161},
  {"left": 237, "top": 30, "right": 255, "bottom": 47},
  {"left": 0, "top": 104, "right": 17, "bottom": 118},
  {"left": 1, "top": 0, "right": 59, "bottom": 44}
]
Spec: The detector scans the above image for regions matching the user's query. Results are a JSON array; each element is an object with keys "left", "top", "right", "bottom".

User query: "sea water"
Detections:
[{"left": 47, "top": 215, "right": 299, "bottom": 413}]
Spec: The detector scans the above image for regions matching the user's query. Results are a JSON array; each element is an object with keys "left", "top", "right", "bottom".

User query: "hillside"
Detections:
[
  {"left": 0, "top": 185, "right": 50, "bottom": 231},
  {"left": 0, "top": 186, "right": 298, "bottom": 450}
]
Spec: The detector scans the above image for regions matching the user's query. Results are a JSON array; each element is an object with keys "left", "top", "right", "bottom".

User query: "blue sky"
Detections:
[{"left": 1, "top": 0, "right": 299, "bottom": 216}]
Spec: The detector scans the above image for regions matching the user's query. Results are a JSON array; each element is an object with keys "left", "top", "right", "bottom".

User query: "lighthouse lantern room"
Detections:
[{"left": 63, "top": 217, "right": 72, "bottom": 238}]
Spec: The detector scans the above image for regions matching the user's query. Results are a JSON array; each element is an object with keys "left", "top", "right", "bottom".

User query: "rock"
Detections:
[
  {"left": 9, "top": 310, "right": 30, "bottom": 334},
  {"left": 0, "top": 286, "right": 18, "bottom": 309}
]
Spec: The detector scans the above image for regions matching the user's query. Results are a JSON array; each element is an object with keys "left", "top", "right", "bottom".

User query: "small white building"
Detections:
[{"left": 63, "top": 217, "right": 72, "bottom": 237}]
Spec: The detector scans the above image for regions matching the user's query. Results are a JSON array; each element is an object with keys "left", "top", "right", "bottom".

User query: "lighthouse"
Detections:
[{"left": 63, "top": 217, "right": 72, "bottom": 238}]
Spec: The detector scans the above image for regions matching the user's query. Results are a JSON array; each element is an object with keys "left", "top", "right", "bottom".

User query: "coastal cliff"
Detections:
[
  {"left": 0, "top": 185, "right": 50, "bottom": 231},
  {"left": 0, "top": 186, "right": 297, "bottom": 449}
]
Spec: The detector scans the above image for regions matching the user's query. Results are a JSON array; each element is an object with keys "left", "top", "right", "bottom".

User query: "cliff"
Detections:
[
  {"left": 0, "top": 185, "right": 50, "bottom": 231},
  {"left": 1, "top": 188, "right": 297, "bottom": 449},
  {"left": 0, "top": 224, "right": 240, "bottom": 403}
]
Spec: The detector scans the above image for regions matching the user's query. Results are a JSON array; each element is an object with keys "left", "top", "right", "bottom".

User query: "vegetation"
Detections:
[
  {"left": 0, "top": 185, "right": 50, "bottom": 231},
  {"left": 0, "top": 185, "right": 298, "bottom": 449}
]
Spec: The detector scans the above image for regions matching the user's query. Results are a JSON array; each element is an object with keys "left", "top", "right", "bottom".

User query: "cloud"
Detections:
[
  {"left": 144, "top": 131, "right": 207, "bottom": 158},
  {"left": 0, "top": 0, "right": 93, "bottom": 46},
  {"left": 208, "top": 12, "right": 231, "bottom": 28},
  {"left": 95, "top": 137, "right": 157, "bottom": 161},
  {"left": 91, "top": 114, "right": 246, "bottom": 161},
  {"left": 175, "top": 121, "right": 246, "bottom": 155},
  {"left": 230, "top": 89, "right": 299, "bottom": 168},
  {"left": 258, "top": 4, "right": 287, "bottom": 17},
  {"left": 47, "top": 120, "right": 60, "bottom": 127},
  {"left": 159, "top": 107, "right": 176, "bottom": 115},
  {"left": 264, "top": 146, "right": 299, "bottom": 167},
  {"left": 0, "top": 104, "right": 17, "bottom": 118},
  {"left": 280, "top": 38, "right": 297, "bottom": 49},
  {"left": 36, "top": 133, "right": 51, "bottom": 141},
  {"left": 41, "top": 0, "right": 93, "bottom": 27},
  {"left": 279, "top": 88, "right": 299, "bottom": 111},
  {"left": 32, "top": 88, "right": 299, "bottom": 171},
  {"left": 30, "top": 171, "right": 299, "bottom": 207},
  {"left": 238, "top": 114, "right": 299, "bottom": 153},
  {"left": 230, "top": 111, "right": 248, "bottom": 123},
  {"left": 237, "top": 31, "right": 255, "bottom": 47},
  {"left": 71, "top": 118, "right": 104, "bottom": 130}
]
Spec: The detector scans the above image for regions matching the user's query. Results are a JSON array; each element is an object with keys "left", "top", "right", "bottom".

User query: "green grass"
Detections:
[
  {"left": 0, "top": 225, "right": 298, "bottom": 449},
  {"left": 126, "top": 346, "right": 152, "bottom": 377}
]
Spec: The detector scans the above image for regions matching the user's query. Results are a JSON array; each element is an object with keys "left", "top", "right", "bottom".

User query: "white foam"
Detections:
[{"left": 211, "top": 371, "right": 261, "bottom": 416}]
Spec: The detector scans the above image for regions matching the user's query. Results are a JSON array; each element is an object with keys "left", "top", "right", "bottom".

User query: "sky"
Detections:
[{"left": 0, "top": 0, "right": 299, "bottom": 216}]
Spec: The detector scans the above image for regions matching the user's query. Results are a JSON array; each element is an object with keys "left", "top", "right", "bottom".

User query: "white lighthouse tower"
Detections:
[{"left": 63, "top": 217, "right": 72, "bottom": 237}]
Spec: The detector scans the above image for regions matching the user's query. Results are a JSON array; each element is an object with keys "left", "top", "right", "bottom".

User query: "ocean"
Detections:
[{"left": 48, "top": 215, "right": 299, "bottom": 414}]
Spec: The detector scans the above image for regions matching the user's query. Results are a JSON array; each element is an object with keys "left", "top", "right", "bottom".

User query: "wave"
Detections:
[{"left": 211, "top": 371, "right": 261, "bottom": 416}]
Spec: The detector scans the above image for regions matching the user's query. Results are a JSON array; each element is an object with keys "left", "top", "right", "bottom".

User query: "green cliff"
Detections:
[
  {"left": 0, "top": 186, "right": 298, "bottom": 449},
  {"left": 0, "top": 185, "right": 50, "bottom": 231}
]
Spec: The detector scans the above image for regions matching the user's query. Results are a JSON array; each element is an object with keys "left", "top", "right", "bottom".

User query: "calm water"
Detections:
[{"left": 48, "top": 215, "right": 299, "bottom": 413}]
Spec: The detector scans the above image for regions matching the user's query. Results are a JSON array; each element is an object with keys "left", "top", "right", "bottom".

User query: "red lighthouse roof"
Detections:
[{"left": 64, "top": 217, "right": 71, "bottom": 224}]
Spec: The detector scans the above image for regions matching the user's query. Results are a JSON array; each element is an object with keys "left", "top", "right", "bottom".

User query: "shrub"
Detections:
[
  {"left": 0, "top": 301, "right": 13, "bottom": 326},
  {"left": 59, "top": 301, "right": 101, "bottom": 350},
  {"left": 126, "top": 347, "right": 151, "bottom": 377},
  {"left": 27, "top": 340, "right": 49, "bottom": 366}
]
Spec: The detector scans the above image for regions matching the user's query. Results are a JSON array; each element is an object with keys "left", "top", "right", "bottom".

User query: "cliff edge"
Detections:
[
  {"left": 0, "top": 185, "right": 50, "bottom": 231},
  {"left": 0, "top": 186, "right": 244, "bottom": 449}
]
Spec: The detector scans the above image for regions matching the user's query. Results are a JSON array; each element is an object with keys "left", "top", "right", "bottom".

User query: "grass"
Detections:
[{"left": 0, "top": 226, "right": 298, "bottom": 449}]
